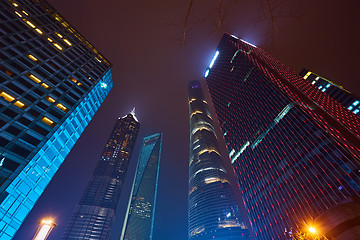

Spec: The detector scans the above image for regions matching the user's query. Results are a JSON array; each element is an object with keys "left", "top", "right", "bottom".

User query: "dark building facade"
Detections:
[
  {"left": 188, "top": 80, "right": 251, "bottom": 240},
  {"left": 204, "top": 33, "right": 360, "bottom": 239},
  {"left": 120, "top": 133, "right": 162, "bottom": 240},
  {"left": 0, "top": 1, "right": 112, "bottom": 239},
  {"left": 63, "top": 112, "right": 139, "bottom": 240},
  {"left": 300, "top": 69, "right": 360, "bottom": 116}
]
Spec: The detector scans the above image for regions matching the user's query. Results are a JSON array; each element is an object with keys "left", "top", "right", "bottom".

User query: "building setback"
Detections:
[
  {"left": 62, "top": 112, "right": 139, "bottom": 239},
  {"left": 299, "top": 69, "right": 360, "bottom": 116},
  {"left": 204, "top": 33, "right": 360, "bottom": 239},
  {"left": 0, "top": 0, "right": 112, "bottom": 239},
  {"left": 120, "top": 133, "right": 162, "bottom": 240},
  {"left": 188, "top": 80, "right": 251, "bottom": 240}
]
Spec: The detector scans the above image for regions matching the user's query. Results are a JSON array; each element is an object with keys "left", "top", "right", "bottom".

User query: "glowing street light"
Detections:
[
  {"left": 309, "top": 227, "right": 316, "bottom": 234},
  {"left": 32, "top": 218, "right": 57, "bottom": 240}
]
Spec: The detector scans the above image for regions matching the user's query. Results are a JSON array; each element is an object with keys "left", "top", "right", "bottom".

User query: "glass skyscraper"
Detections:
[
  {"left": 120, "top": 133, "right": 162, "bottom": 240},
  {"left": 0, "top": 1, "right": 112, "bottom": 239},
  {"left": 188, "top": 80, "right": 251, "bottom": 240},
  {"left": 204, "top": 33, "right": 360, "bottom": 239},
  {"left": 62, "top": 111, "right": 139, "bottom": 240}
]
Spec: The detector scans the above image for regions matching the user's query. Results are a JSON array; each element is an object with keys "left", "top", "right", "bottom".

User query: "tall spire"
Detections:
[{"left": 130, "top": 107, "right": 138, "bottom": 122}]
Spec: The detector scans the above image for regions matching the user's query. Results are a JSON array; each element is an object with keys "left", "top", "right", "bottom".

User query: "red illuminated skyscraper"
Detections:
[{"left": 204, "top": 33, "right": 360, "bottom": 239}]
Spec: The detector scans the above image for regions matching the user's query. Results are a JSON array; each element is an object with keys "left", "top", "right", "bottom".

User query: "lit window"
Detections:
[
  {"left": 63, "top": 39, "right": 72, "bottom": 46},
  {"left": 12, "top": 2, "right": 18, "bottom": 7},
  {"left": 41, "top": 83, "right": 50, "bottom": 89},
  {"left": 35, "top": 28, "right": 43, "bottom": 34},
  {"left": 0, "top": 91, "right": 15, "bottom": 102},
  {"left": 14, "top": 11, "right": 22, "bottom": 17},
  {"left": 14, "top": 100, "right": 26, "bottom": 109},
  {"left": 42, "top": 117, "right": 55, "bottom": 126},
  {"left": 95, "top": 57, "right": 101, "bottom": 62},
  {"left": 56, "top": 103, "right": 68, "bottom": 112},
  {"left": 77, "top": 82, "right": 82, "bottom": 86},
  {"left": 311, "top": 81, "right": 316, "bottom": 85},
  {"left": 24, "top": 20, "right": 36, "bottom": 28},
  {"left": 303, "top": 71, "right": 312, "bottom": 80},
  {"left": 28, "top": 74, "right": 41, "bottom": 83},
  {"left": 21, "top": 10, "right": 28, "bottom": 16},
  {"left": 348, "top": 106, "right": 354, "bottom": 110},
  {"left": 353, "top": 100, "right": 359, "bottom": 106},
  {"left": 53, "top": 43, "right": 62, "bottom": 50},
  {"left": 56, "top": 32, "right": 63, "bottom": 38},
  {"left": 354, "top": 109, "right": 359, "bottom": 114},
  {"left": 46, "top": 96, "right": 55, "bottom": 103},
  {"left": 28, "top": 54, "right": 38, "bottom": 62},
  {"left": 70, "top": 78, "right": 77, "bottom": 83},
  {"left": 326, "top": 83, "right": 331, "bottom": 88},
  {"left": 47, "top": 38, "right": 53, "bottom": 42}
]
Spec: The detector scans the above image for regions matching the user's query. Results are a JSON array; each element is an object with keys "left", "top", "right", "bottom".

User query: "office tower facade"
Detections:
[
  {"left": 0, "top": 1, "right": 112, "bottom": 239},
  {"left": 120, "top": 133, "right": 162, "bottom": 240},
  {"left": 62, "top": 112, "right": 139, "bottom": 240},
  {"left": 300, "top": 69, "right": 360, "bottom": 116},
  {"left": 188, "top": 80, "right": 251, "bottom": 240},
  {"left": 32, "top": 219, "right": 57, "bottom": 240},
  {"left": 204, "top": 33, "right": 360, "bottom": 239}
]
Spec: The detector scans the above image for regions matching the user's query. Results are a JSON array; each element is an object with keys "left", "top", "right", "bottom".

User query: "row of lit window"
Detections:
[
  {"left": 50, "top": 12, "right": 109, "bottom": 65},
  {"left": 0, "top": 90, "right": 55, "bottom": 127},
  {"left": 10, "top": 0, "right": 73, "bottom": 52},
  {"left": 348, "top": 100, "right": 360, "bottom": 115}
]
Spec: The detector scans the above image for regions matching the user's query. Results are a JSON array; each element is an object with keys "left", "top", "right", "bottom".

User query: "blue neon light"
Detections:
[
  {"left": 240, "top": 39, "right": 257, "bottom": 48},
  {"left": 204, "top": 69, "right": 210, "bottom": 78},
  {"left": 209, "top": 51, "right": 219, "bottom": 69}
]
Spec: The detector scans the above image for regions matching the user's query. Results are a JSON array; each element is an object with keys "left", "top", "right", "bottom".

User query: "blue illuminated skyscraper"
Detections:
[
  {"left": 0, "top": 1, "right": 112, "bottom": 239},
  {"left": 204, "top": 33, "right": 360, "bottom": 239},
  {"left": 120, "top": 133, "right": 162, "bottom": 240},
  {"left": 63, "top": 112, "right": 139, "bottom": 240},
  {"left": 188, "top": 80, "right": 251, "bottom": 240}
]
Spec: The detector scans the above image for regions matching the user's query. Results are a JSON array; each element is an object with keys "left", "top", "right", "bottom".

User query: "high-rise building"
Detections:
[
  {"left": 0, "top": 1, "right": 112, "bottom": 239},
  {"left": 299, "top": 69, "right": 360, "bottom": 116},
  {"left": 120, "top": 133, "right": 162, "bottom": 240},
  {"left": 62, "top": 111, "right": 139, "bottom": 240},
  {"left": 187, "top": 80, "right": 251, "bottom": 240},
  {"left": 204, "top": 33, "right": 360, "bottom": 239},
  {"left": 32, "top": 218, "right": 57, "bottom": 240}
]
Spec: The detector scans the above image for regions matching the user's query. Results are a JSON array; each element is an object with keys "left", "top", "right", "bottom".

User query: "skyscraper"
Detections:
[
  {"left": 62, "top": 111, "right": 139, "bottom": 240},
  {"left": 120, "top": 133, "right": 162, "bottom": 240},
  {"left": 204, "top": 33, "right": 360, "bottom": 239},
  {"left": 299, "top": 69, "right": 360, "bottom": 116},
  {"left": 0, "top": 1, "right": 112, "bottom": 239},
  {"left": 188, "top": 80, "right": 251, "bottom": 240}
]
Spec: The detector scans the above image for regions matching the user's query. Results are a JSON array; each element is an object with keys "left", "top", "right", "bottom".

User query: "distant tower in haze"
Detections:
[
  {"left": 32, "top": 219, "right": 57, "bottom": 240},
  {"left": 204, "top": 33, "right": 360, "bottom": 239},
  {"left": 187, "top": 80, "right": 251, "bottom": 240},
  {"left": 120, "top": 133, "right": 162, "bottom": 240},
  {"left": 0, "top": 0, "right": 112, "bottom": 239},
  {"left": 62, "top": 112, "right": 139, "bottom": 240}
]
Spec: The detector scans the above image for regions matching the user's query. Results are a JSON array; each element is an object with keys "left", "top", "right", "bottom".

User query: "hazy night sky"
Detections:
[{"left": 14, "top": 0, "right": 359, "bottom": 239}]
